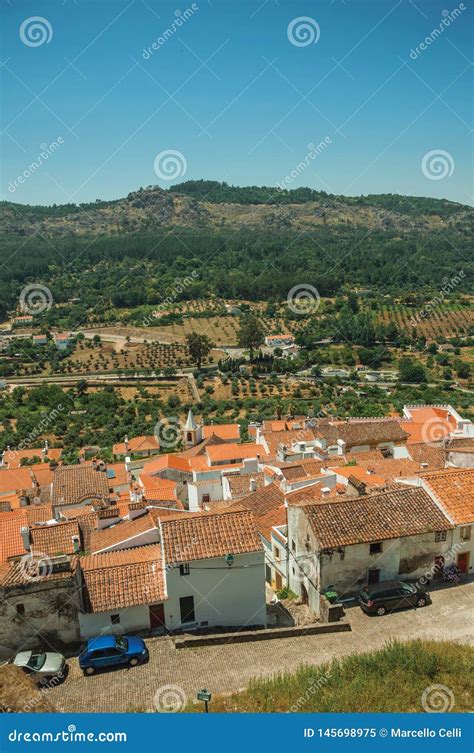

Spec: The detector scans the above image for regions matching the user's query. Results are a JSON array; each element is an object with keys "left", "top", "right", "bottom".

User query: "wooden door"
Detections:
[{"left": 149, "top": 603, "right": 165, "bottom": 629}]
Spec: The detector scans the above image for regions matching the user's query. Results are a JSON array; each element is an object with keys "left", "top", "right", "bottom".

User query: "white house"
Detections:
[
  {"left": 287, "top": 486, "right": 454, "bottom": 617},
  {"left": 264, "top": 334, "right": 295, "bottom": 348},
  {"left": 403, "top": 468, "right": 474, "bottom": 577},
  {"left": 78, "top": 509, "right": 266, "bottom": 637}
]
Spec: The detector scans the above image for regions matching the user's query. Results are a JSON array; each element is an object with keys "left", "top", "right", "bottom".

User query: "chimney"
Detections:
[
  {"left": 20, "top": 525, "right": 30, "bottom": 551},
  {"left": 92, "top": 458, "right": 98, "bottom": 471},
  {"left": 249, "top": 476, "right": 257, "bottom": 492},
  {"left": 321, "top": 487, "right": 331, "bottom": 495},
  {"left": 124, "top": 436, "right": 129, "bottom": 454}
]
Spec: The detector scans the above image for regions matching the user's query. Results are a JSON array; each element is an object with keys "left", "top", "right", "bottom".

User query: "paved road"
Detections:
[{"left": 48, "top": 580, "right": 474, "bottom": 713}]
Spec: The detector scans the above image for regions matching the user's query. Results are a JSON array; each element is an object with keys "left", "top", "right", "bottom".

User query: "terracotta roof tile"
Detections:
[
  {"left": 301, "top": 486, "right": 453, "bottom": 548},
  {"left": 206, "top": 442, "right": 267, "bottom": 464},
  {"left": 51, "top": 465, "right": 110, "bottom": 506},
  {"left": 81, "top": 544, "right": 166, "bottom": 613},
  {"left": 29, "top": 520, "right": 81, "bottom": 556},
  {"left": 421, "top": 468, "right": 474, "bottom": 525},
  {"left": 113, "top": 435, "right": 160, "bottom": 455},
  {"left": 0, "top": 510, "right": 27, "bottom": 563},
  {"left": 202, "top": 424, "right": 240, "bottom": 441},
  {"left": 161, "top": 509, "right": 262, "bottom": 564},
  {"left": 90, "top": 511, "right": 158, "bottom": 553}
]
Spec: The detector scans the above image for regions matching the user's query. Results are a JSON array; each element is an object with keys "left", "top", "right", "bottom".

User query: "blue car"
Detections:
[{"left": 79, "top": 635, "right": 148, "bottom": 675}]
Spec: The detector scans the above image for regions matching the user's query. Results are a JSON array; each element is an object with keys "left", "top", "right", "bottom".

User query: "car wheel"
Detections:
[
  {"left": 376, "top": 605, "right": 387, "bottom": 616},
  {"left": 416, "top": 597, "right": 427, "bottom": 607},
  {"left": 84, "top": 666, "right": 95, "bottom": 675},
  {"left": 129, "top": 657, "right": 139, "bottom": 667}
]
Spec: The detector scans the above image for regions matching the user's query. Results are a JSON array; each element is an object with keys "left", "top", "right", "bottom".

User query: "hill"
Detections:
[
  {"left": 184, "top": 639, "right": 473, "bottom": 713},
  {"left": 0, "top": 182, "right": 472, "bottom": 317},
  {"left": 1, "top": 181, "right": 472, "bottom": 238}
]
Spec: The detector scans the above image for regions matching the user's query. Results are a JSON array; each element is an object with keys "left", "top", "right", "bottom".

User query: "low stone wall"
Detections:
[{"left": 173, "top": 620, "right": 351, "bottom": 649}]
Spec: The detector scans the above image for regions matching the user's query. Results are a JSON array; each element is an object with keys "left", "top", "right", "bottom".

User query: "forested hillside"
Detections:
[{"left": 0, "top": 181, "right": 472, "bottom": 320}]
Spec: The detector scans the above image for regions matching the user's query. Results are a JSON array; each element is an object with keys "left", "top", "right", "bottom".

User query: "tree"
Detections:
[
  {"left": 186, "top": 333, "right": 214, "bottom": 369},
  {"left": 398, "top": 357, "right": 427, "bottom": 384},
  {"left": 237, "top": 314, "right": 265, "bottom": 361}
]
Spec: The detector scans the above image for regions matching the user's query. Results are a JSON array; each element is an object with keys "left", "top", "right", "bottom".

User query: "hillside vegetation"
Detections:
[{"left": 185, "top": 640, "right": 474, "bottom": 713}]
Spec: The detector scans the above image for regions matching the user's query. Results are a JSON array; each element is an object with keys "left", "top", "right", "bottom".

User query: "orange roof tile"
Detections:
[
  {"left": 161, "top": 509, "right": 262, "bottom": 564},
  {"left": 81, "top": 544, "right": 167, "bottom": 612},
  {"left": 421, "top": 468, "right": 474, "bottom": 525},
  {"left": 143, "top": 454, "right": 192, "bottom": 475},
  {"left": 206, "top": 442, "right": 267, "bottom": 464},
  {"left": 29, "top": 520, "right": 81, "bottom": 556},
  {"left": 302, "top": 486, "right": 453, "bottom": 548},
  {"left": 90, "top": 511, "right": 158, "bottom": 554},
  {"left": 113, "top": 435, "right": 160, "bottom": 455},
  {"left": 203, "top": 424, "right": 240, "bottom": 441},
  {"left": 0, "top": 510, "right": 27, "bottom": 563}
]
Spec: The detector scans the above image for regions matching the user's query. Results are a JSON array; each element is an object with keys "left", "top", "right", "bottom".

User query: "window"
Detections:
[
  {"left": 16, "top": 604, "right": 25, "bottom": 616},
  {"left": 273, "top": 546, "right": 280, "bottom": 561},
  {"left": 202, "top": 494, "right": 210, "bottom": 504},
  {"left": 179, "top": 595, "right": 195, "bottom": 624},
  {"left": 460, "top": 526, "right": 471, "bottom": 541},
  {"left": 110, "top": 614, "right": 120, "bottom": 625},
  {"left": 435, "top": 531, "right": 447, "bottom": 542},
  {"left": 179, "top": 563, "right": 190, "bottom": 576},
  {"left": 291, "top": 539, "right": 296, "bottom": 552},
  {"left": 370, "top": 542, "right": 382, "bottom": 555}
]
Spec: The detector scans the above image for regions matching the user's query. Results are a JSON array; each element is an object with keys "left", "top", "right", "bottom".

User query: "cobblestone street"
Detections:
[{"left": 47, "top": 581, "right": 474, "bottom": 713}]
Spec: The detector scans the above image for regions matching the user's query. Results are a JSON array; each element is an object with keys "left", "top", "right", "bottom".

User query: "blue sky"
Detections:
[{"left": 1, "top": 0, "right": 472, "bottom": 205}]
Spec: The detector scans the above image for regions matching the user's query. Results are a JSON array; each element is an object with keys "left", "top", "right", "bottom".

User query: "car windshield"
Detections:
[
  {"left": 115, "top": 637, "right": 128, "bottom": 651},
  {"left": 27, "top": 653, "right": 46, "bottom": 671}
]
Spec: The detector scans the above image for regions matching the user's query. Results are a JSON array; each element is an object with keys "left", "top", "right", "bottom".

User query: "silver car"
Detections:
[{"left": 13, "top": 651, "right": 66, "bottom": 685}]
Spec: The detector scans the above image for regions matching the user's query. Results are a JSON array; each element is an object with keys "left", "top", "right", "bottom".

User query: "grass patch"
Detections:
[{"left": 185, "top": 640, "right": 473, "bottom": 713}]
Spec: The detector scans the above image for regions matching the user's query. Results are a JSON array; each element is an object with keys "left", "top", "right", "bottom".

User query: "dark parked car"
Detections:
[
  {"left": 79, "top": 635, "right": 148, "bottom": 675},
  {"left": 359, "top": 580, "right": 430, "bottom": 616}
]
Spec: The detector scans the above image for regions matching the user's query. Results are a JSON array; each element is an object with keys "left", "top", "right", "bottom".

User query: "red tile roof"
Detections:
[
  {"left": 421, "top": 468, "right": 474, "bottom": 525},
  {"left": 301, "top": 486, "right": 453, "bottom": 548},
  {"left": 90, "top": 511, "right": 158, "bottom": 554},
  {"left": 81, "top": 544, "right": 167, "bottom": 613},
  {"left": 202, "top": 424, "right": 240, "bottom": 441},
  {"left": 51, "top": 465, "right": 110, "bottom": 506},
  {"left": 206, "top": 443, "right": 266, "bottom": 464},
  {"left": 29, "top": 520, "right": 81, "bottom": 556},
  {"left": 113, "top": 435, "right": 160, "bottom": 456},
  {"left": 0, "top": 510, "right": 27, "bottom": 563},
  {"left": 161, "top": 509, "right": 262, "bottom": 564}
]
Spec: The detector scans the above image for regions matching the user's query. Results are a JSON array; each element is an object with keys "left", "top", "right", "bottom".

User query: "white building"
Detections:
[
  {"left": 78, "top": 509, "right": 266, "bottom": 637},
  {"left": 287, "top": 486, "right": 454, "bottom": 617}
]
